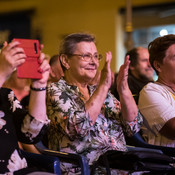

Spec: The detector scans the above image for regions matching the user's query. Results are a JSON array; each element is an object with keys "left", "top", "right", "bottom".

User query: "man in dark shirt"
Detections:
[{"left": 111, "top": 47, "right": 154, "bottom": 104}]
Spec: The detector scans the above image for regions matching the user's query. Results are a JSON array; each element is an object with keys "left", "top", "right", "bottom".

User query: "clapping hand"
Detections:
[
  {"left": 99, "top": 51, "right": 112, "bottom": 89},
  {"left": 117, "top": 55, "right": 130, "bottom": 94}
]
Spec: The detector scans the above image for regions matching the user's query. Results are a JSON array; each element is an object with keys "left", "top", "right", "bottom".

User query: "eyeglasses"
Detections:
[{"left": 68, "top": 53, "right": 102, "bottom": 62}]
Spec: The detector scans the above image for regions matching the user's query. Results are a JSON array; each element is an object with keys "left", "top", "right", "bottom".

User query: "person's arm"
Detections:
[
  {"left": 117, "top": 56, "right": 138, "bottom": 122},
  {"left": 28, "top": 52, "right": 50, "bottom": 122},
  {"left": 0, "top": 41, "right": 50, "bottom": 122},
  {"left": 0, "top": 40, "right": 50, "bottom": 143},
  {"left": 160, "top": 118, "right": 175, "bottom": 139},
  {"left": 20, "top": 143, "right": 41, "bottom": 154},
  {"left": 19, "top": 52, "right": 50, "bottom": 143},
  {"left": 85, "top": 51, "right": 112, "bottom": 123}
]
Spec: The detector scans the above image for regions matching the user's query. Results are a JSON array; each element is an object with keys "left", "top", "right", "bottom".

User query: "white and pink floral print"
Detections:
[
  {"left": 7, "top": 150, "right": 27, "bottom": 173},
  {"left": 0, "top": 111, "right": 6, "bottom": 129},
  {"left": 8, "top": 91, "right": 22, "bottom": 112}
]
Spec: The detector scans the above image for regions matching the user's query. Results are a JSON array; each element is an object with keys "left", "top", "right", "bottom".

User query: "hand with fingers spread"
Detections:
[
  {"left": 99, "top": 51, "right": 112, "bottom": 89},
  {"left": 0, "top": 41, "right": 26, "bottom": 86}
]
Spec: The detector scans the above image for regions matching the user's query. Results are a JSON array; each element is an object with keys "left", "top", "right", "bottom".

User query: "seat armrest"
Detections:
[
  {"left": 20, "top": 149, "right": 61, "bottom": 174},
  {"left": 35, "top": 142, "right": 90, "bottom": 175},
  {"left": 127, "top": 132, "right": 175, "bottom": 157},
  {"left": 126, "top": 145, "right": 163, "bottom": 154}
]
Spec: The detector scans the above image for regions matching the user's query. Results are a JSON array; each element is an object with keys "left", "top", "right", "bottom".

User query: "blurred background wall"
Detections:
[{"left": 0, "top": 0, "right": 175, "bottom": 72}]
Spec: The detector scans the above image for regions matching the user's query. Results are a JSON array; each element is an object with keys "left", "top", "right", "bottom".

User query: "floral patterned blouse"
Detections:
[
  {"left": 0, "top": 88, "right": 49, "bottom": 174},
  {"left": 47, "top": 78, "right": 143, "bottom": 174}
]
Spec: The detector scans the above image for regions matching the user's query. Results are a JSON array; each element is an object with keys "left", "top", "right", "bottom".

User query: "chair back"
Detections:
[{"left": 126, "top": 132, "right": 175, "bottom": 157}]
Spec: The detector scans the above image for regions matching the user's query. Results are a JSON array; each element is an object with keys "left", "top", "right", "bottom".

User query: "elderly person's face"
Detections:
[
  {"left": 66, "top": 41, "right": 99, "bottom": 83},
  {"left": 156, "top": 44, "right": 175, "bottom": 85}
]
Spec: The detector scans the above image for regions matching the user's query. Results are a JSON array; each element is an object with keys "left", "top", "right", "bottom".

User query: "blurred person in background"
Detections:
[
  {"left": 111, "top": 47, "right": 154, "bottom": 104},
  {"left": 47, "top": 54, "right": 64, "bottom": 84},
  {"left": 3, "top": 70, "right": 31, "bottom": 101}
]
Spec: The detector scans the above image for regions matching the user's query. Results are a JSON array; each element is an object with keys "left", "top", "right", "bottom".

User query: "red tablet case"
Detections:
[{"left": 13, "top": 38, "right": 42, "bottom": 79}]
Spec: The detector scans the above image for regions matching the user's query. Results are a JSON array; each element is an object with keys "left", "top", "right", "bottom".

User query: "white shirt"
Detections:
[{"left": 138, "top": 82, "right": 175, "bottom": 147}]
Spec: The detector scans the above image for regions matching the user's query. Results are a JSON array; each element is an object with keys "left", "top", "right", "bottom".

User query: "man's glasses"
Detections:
[{"left": 68, "top": 53, "right": 102, "bottom": 62}]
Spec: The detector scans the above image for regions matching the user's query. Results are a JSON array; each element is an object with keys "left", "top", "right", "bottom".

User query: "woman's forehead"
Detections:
[{"left": 75, "top": 42, "right": 97, "bottom": 52}]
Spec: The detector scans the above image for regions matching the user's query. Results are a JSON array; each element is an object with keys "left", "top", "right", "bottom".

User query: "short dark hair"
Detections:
[
  {"left": 125, "top": 47, "right": 138, "bottom": 67},
  {"left": 59, "top": 33, "right": 95, "bottom": 56},
  {"left": 148, "top": 34, "right": 175, "bottom": 74},
  {"left": 49, "top": 54, "right": 59, "bottom": 66}
]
